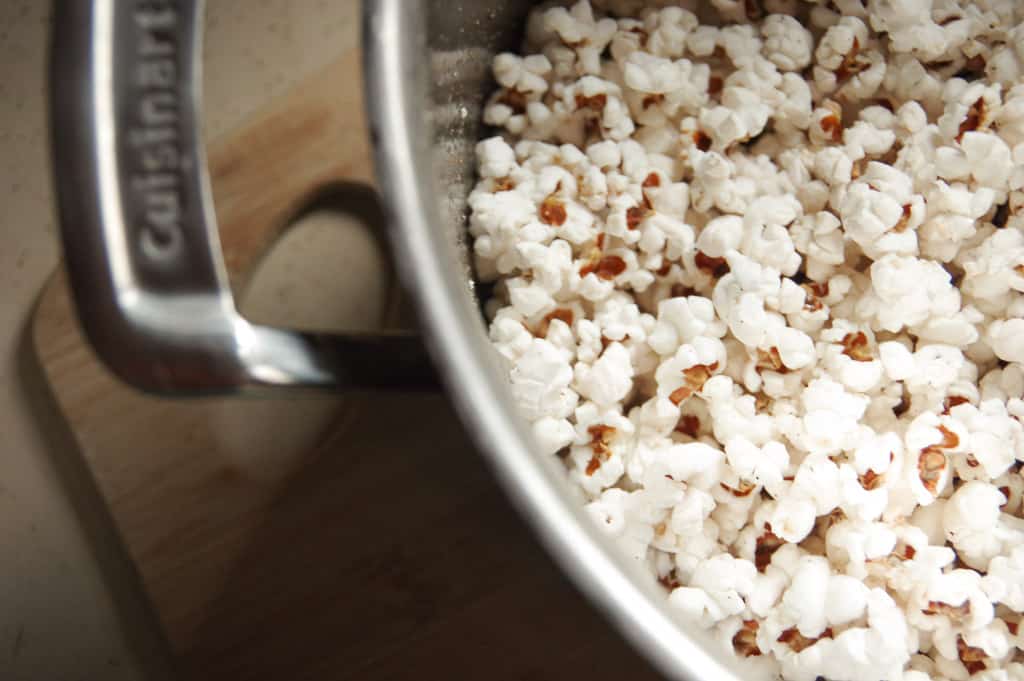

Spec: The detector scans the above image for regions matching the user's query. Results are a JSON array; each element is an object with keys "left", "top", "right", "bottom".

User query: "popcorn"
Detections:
[
  {"left": 648, "top": 295, "right": 726, "bottom": 356},
  {"left": 961, "top": 228, "right": 1024, "bottom": 305},
  {"left": 475, "top": 136, "right": 518, "bottom": 179},
  {"left": 838, "top": 163, "right": 921, "bottom": 259},
  {"left": 856, "top": 255, "right": 962, "bottom": 333},
  {"left": 510, "top": 339, "right": 579, "bottom": 422},
  {"left": 937, "top": 81, "right": 1002, "bottom": 145},
  {"left": 586, "top": 487, "right": 630, "bottom": 536},
  {"left": 844, "top": 120, "right": 897, "bottom": 161},
  {"left": 839, "top": 462, "right": 889, "bottom": 522},
  {"left": 696, "top": 215, "right": 744, "bottom": 258},
  {"left": 574, "top": 341, "right": 635, "bottom": 406},
  {"left": 622, "top": 52, "right": 689, "bottom": 95},
  {"left": 993, "top": 468, "right": 1024, "bottom": 515},
  {"left": 669, "top": 485, "right": 715, "bottom": 537},
  {"left": 909, "top": 568, "right": 995, "bottom": 663},
  {"left": 542, "top": 2, "right": 617, "bottom": 75},
  {"left": 961, "top": 621, "right": 1014, "bottom": 662},
  {"left": 719, "top": 24, "right": 763, "bottom": 68},
  {"left": 653, "top": 337, "right": 726, "bottom": 405},
  {"left": 647, "top": 440, "right": 726, "bottom": 490},
  {"left": 826, "top": 519, "right": 898, "bottom": 578},
  {"left": 689, "top": 152, "right": 758, "bottom": 215},
  {"left": 592, "top": 293, "right": 648, "bottom": 343},
  {"left": 815, "top": 17, "right": 869, "bottom": 72},
  {"left": 768, "top": 493, "right": 817, "bottom": 543},
  {"left": 761, "top": 14, "right": 814, "bottom": 72},
  {"left": 988, "top": 319, "right": 1024, "bottom": 364},
  {"left": 793, "top": 377, "right": 869, "bottom": 456},
  {"left": 789, "top": 211, "right": 845, "bottom": 280},
  {"left": 983, "top": 544, "right": 1024, "bottom": 611},
  {"left": 780, "top": 556, "right": 831, "bottom": 637},
  {"left": 962, "top": 132, "right": 1014, "bottom": 195},
  {"left": 704, "top": 376, "right": 778, "bottom": 446},
  {"left": 951, "top": 400, "right": 1024, "bottom": 480},
  {"left": 644, "top": 7, "right": 699, "bottom": 59},
  {"left": 669, "top": 586, "right": 728, "bottom": 629},
  {"left": 688, "top": 553, "right": 758, "bottom": 621},
  {"left": 864, "top": 0, "right": 923, "bottom": 39},
  {"left": 826, "top": 574, "right": 870, "bottom": 627},
  {"left": 885, "top": 55, "right": 945, "bottom": 117},
  {"left": 920, "top": 181, "right": 998, "bottom": 263},
  {"left": 904, "top": 344, "right": 968, "bottom": 408},
  {"left": 585, "top": 487, "right": 660, "bottom": 560},
  {"left": 741, "top": 197, "right": 804, "bottom": 276},
  {"left": 699, "top": 96, "right": 771, "bottom": 151},
  {"left": 725, "top": 436, "right": 789, "bottom": 495},
  {"left": 672, "top": 520, "right": 721, "bottom": 582},
  {"left": 944, "top": 481, "right": 1022, "bottom": 571},
  {"left": 820, "top": 322, "right": 885, "bottom": 393},
  {"left": 812, "top": 17, "right": 888, "bottom": 101},
  {"left": 471, "top": 2, "right": 1024, "bottom": 678},
  {"left": 569, "top": 403, "right": 635, "bottom": 494}
]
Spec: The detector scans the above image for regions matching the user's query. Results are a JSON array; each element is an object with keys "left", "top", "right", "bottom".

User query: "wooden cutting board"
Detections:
[{"left": 31, "top": 46, "right": 662, "bottom": 680}]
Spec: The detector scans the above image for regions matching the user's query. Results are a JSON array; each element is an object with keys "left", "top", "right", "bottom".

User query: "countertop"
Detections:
[{"left": 1, "top": 2, "right": 356, "bottom": 678}]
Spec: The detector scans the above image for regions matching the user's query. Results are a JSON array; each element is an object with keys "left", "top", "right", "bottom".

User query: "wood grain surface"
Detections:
[{"left": 31, "top": 45, "right": 662, "bottom": 681}]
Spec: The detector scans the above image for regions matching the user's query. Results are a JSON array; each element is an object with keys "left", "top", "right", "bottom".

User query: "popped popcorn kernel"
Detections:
[
  {"left": 754, "top": 526, "right": 785, "bottom": 572},
  {"left": 539, "top": 195, "right": 568, "bottom": 226},
  {"left": 777, "top": 625, "right": 833, "bottom": 653},
  {"left": 731, "top": 618, "right": 762, "bottom": 657},
  {"left": 470, "top": 2, "right": 1024, "bottom": 679}
]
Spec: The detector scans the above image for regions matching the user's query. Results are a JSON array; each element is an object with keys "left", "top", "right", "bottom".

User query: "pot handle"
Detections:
[{"left": 49, "top": 0, "right": 437, "bottom": 394}]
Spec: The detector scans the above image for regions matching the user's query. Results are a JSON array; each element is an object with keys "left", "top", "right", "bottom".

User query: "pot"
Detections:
[{"left": 49, "top": 2, "right": 750, "bottom": 679}]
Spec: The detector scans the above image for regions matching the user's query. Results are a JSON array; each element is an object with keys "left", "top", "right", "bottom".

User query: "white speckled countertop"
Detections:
[{"left": 0, "top": 2, "right": 358, "bottom": 678}]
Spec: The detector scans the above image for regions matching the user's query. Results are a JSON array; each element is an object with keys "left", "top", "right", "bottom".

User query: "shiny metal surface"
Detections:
[
  {"left": 50, "top": 0, "right": 436, "bottom": 394},
  {"left": 366, "top": 2, "right": 752, "bottom": 680},
  {"left": 52, "top": 0, "right": 754, "bottom": 678}
]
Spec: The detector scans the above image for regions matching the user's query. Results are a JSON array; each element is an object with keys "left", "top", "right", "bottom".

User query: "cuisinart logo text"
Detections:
[{"left": 128, "top": 2, "right": 183, "bottom": 262}]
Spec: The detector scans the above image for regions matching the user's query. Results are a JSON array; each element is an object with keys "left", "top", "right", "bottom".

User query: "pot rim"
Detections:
[{"left": 362, "top": 3, "right": 750, "bottom": 679}]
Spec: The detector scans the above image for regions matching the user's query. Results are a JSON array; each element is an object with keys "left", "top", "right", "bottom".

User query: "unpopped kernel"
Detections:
[{"left": 470, "top": 1, "right": 1024, "bottom": 679}]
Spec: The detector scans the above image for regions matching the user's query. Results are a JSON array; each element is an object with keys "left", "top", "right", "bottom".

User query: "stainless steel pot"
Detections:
[{"left": 50, "top": 2, "right": 752, "bottom": 679}]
